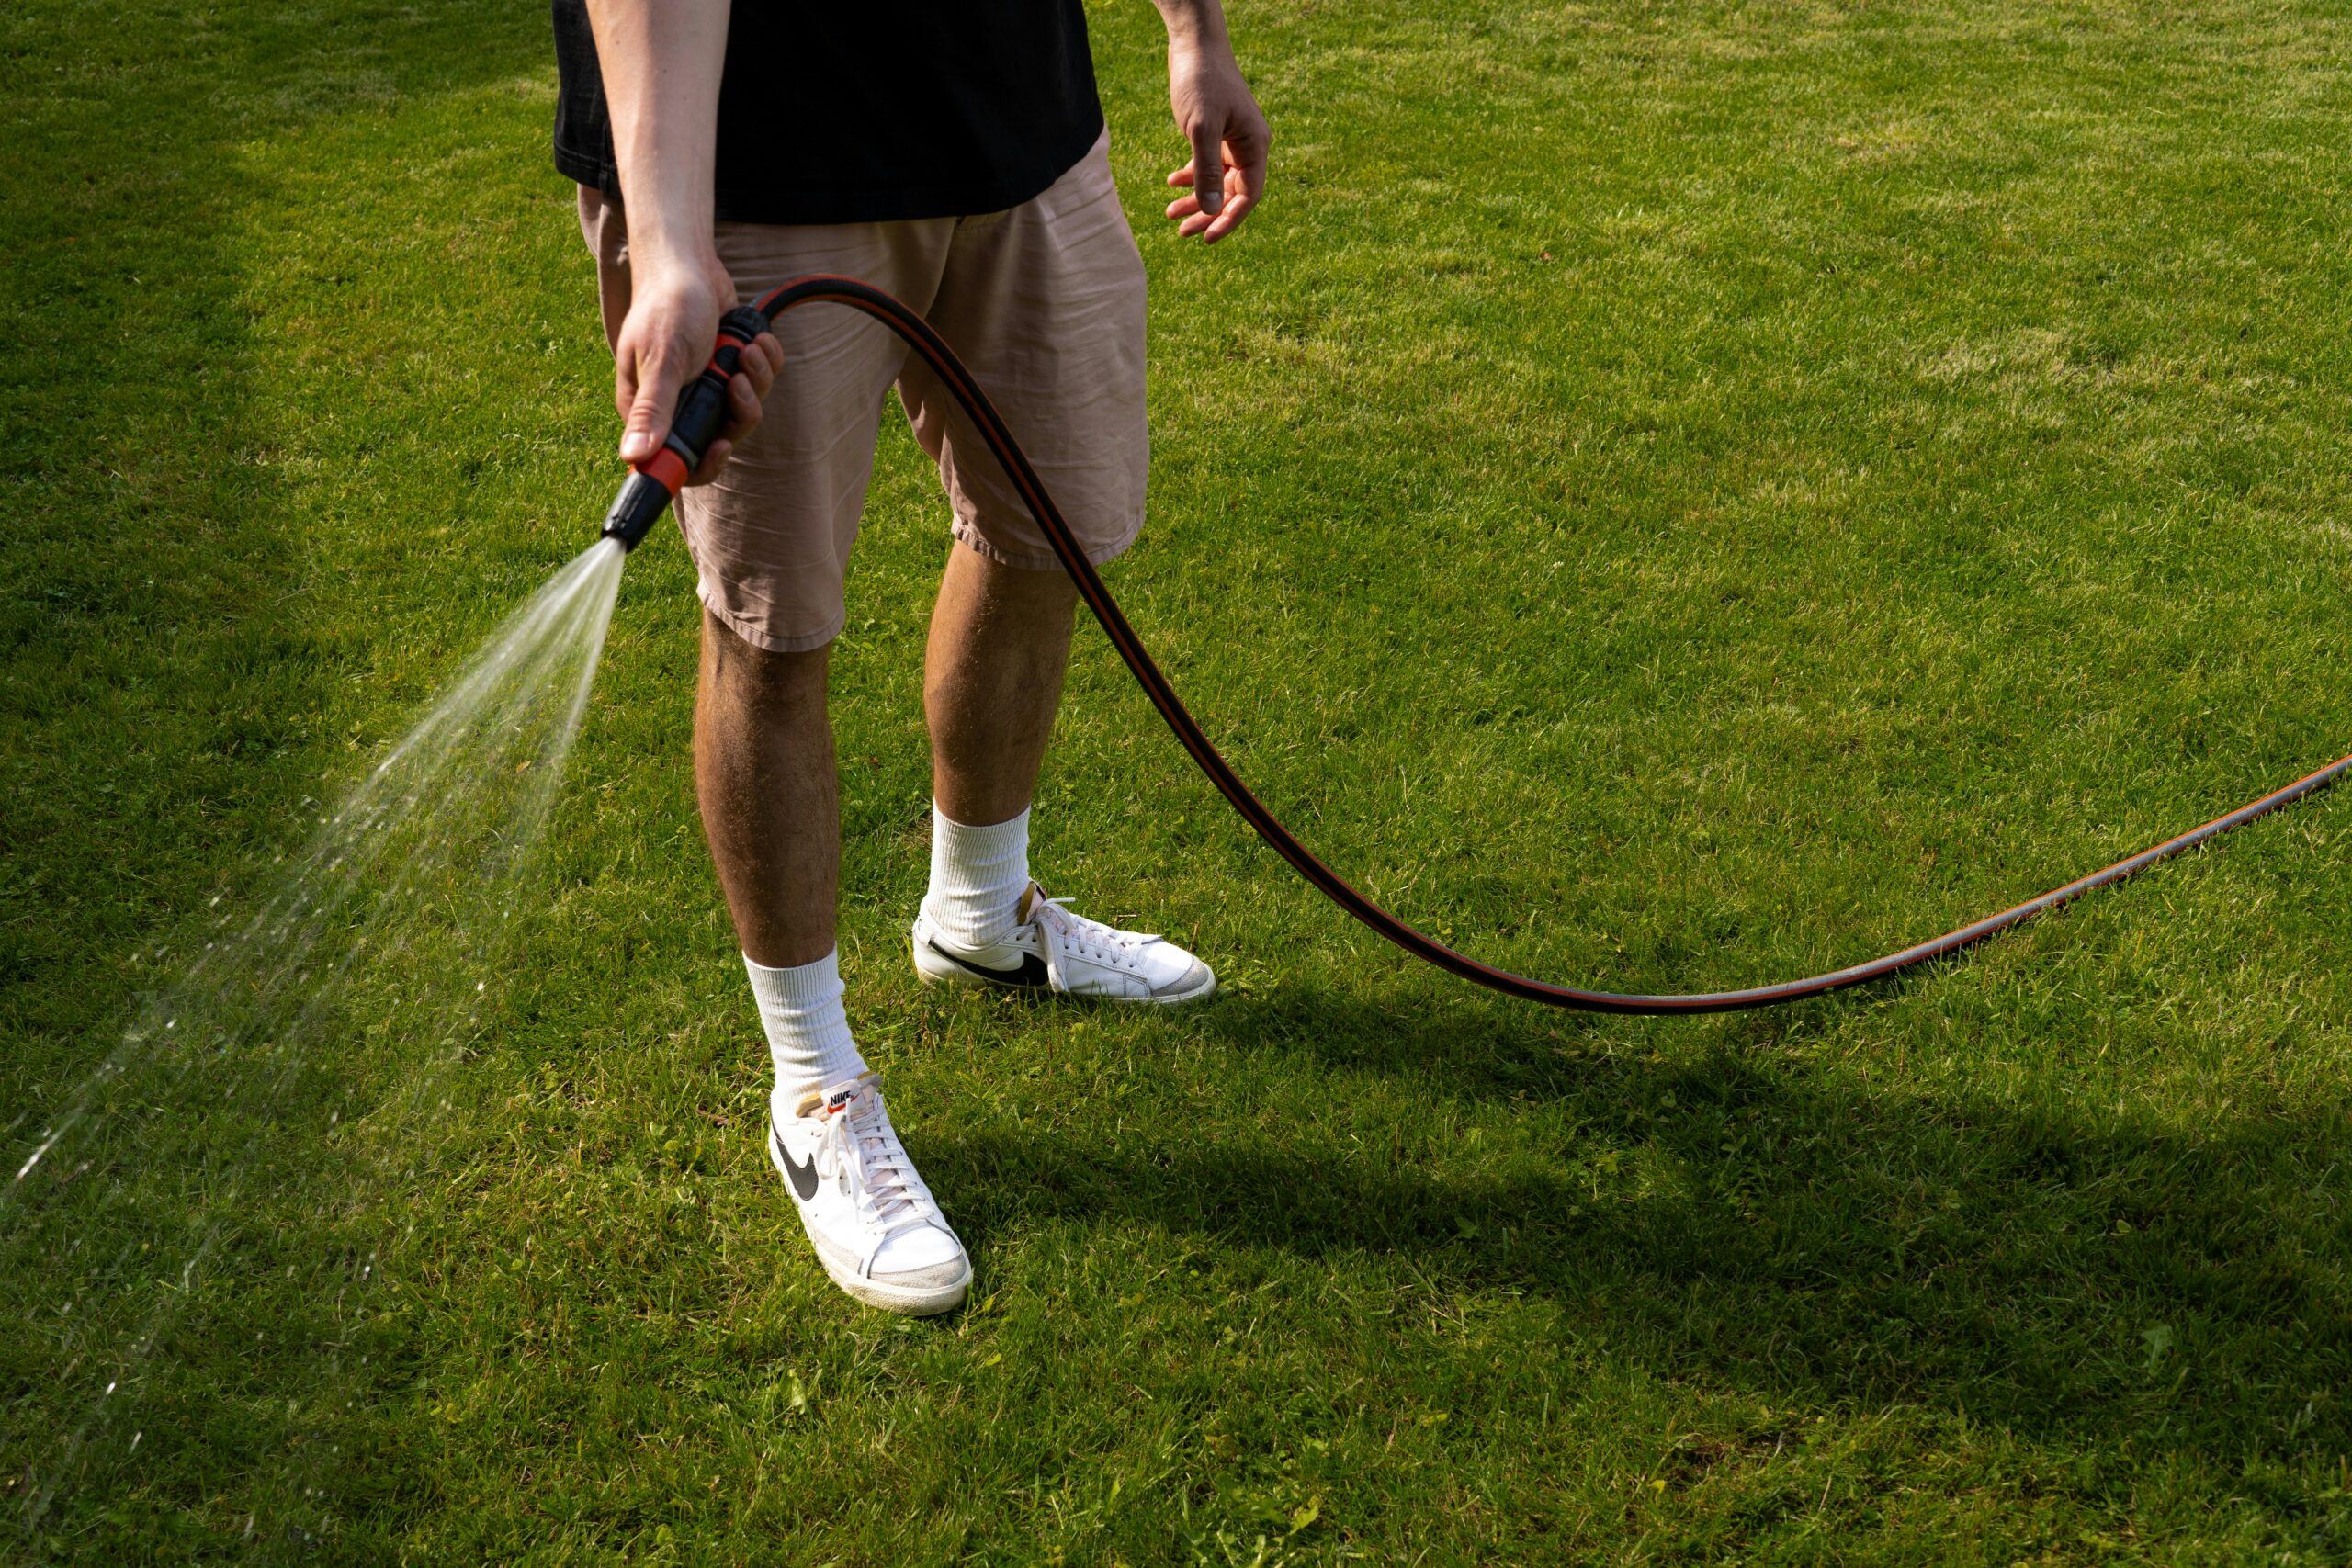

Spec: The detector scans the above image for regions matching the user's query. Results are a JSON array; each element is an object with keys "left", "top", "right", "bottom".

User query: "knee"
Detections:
[
  {"left": 946, "top": 536, "right": 1080, "bottom": 622},
  {"left": 702, "top": 610, "right": 831, "bottom": 711}
]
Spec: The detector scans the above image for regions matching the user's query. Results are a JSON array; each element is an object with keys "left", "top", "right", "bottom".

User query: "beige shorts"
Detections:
[{"left": 580, "top": 131, "right": 1148, "bottom": 652}]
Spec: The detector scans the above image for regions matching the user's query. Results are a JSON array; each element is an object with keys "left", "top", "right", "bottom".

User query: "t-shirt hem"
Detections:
[{"left": 554, "top": 144, "right": 617, "bottom": 193}]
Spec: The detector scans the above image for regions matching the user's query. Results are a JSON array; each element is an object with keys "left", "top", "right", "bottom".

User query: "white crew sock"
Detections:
[
  {"left": 745, "top": 948, "right": 868, "bottom": 1115},
  {"left": 922, "top": 803, "right": 1031, "bottom": 949}
]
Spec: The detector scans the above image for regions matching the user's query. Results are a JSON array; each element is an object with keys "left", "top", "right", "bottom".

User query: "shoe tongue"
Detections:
[
  {"left": 810, "top": 1072, "right": 872, "bottom": 1119},
  {"left": 1016, "top": 881, "right": 1046, "bottom": 923}
]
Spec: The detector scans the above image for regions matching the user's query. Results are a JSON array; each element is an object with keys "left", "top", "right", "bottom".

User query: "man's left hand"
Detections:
[{"left": 1164, "top": 33, "right": 1268, "bottom": 244}]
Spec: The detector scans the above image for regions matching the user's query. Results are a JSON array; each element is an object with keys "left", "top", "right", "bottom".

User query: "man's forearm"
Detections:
[
  {"left": 1151, "top": 0, "right": 1231, "bottom": 51},
  {"left": 584, "top": 0, "right": 729, "bottom": 267},
  {"left": 583, "top": 0, "right": 774, "bottom": 478}
]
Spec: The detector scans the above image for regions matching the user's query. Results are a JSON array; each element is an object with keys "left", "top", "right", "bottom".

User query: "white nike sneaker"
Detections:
[
  {"left": 766, "top": 1074, "right": 970, "bottom": 1316},
  {"left": 912, "top": 881, "right": 1216, "bottom": 1004}
]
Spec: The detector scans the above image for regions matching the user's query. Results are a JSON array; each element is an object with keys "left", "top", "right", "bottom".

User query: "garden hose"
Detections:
[{"left": 600, "top": 273, "right": 2352, "bottom": 1015}]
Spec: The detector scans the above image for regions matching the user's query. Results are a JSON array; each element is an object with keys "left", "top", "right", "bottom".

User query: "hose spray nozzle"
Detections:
[{"left": 599, "top": 303, "right": 773, "bottom": 551}]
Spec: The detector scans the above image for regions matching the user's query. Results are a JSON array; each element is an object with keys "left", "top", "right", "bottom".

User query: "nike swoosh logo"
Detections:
[
  {"left": 929, "top": 939, "right": 1050, "bottom": 988},
  {"left": 773, "top": 1124, "right": 820, "bottom": 1201}
]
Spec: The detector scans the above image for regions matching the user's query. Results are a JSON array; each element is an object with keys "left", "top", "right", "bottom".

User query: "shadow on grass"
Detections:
[
  {"left": 930, "top": 983, "right": 2351, "bottom": 1465},
  {"left": 2, "top": 0, "right": 570, "bottom": 1554}
]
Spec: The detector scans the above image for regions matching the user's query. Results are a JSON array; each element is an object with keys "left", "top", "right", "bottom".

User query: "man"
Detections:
[{"left": 552, "top": 0, "right": 1268, "bottom": 1314}]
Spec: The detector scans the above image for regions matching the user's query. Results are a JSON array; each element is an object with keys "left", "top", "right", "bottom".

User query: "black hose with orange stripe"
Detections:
[{"left": 599, "top": 272, "right": 2352, "bottom": 1015}]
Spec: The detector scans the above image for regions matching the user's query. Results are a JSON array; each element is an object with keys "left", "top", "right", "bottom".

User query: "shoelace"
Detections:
[
  {"left": 820, "top": 1089, "right": 924, "bottom": 1224},
  {"left": 1029, "top": 892, "right": 1156, "bottom": 968}
]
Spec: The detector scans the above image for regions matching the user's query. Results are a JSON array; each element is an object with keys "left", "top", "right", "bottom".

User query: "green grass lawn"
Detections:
[{"left": 7, "top": 0, "right": 2352, "bottom": 1559}]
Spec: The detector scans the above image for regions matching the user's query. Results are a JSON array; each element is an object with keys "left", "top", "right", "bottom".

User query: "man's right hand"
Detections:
[
  {"left": 585, "top": 0, "right": 772, "bottom": 484},
  {"left": 613, "top": 256, "right": 783, "bottom": 487}
]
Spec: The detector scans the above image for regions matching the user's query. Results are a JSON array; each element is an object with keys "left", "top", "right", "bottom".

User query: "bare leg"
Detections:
[
  {"left": 600, "top": 200, "right": 839, "bottom": 968},
  {"left": 596, "top": 195, "right": 843, "bottom": 964},
  {"left": 695, "top": 610, "right": 839, "bottom": 968},
  {"left": 697, "top": 540, "right": 1072, "bottom": 964},
  {"left": 924, "top": 539, "right": 1080, "bottom": 826}
]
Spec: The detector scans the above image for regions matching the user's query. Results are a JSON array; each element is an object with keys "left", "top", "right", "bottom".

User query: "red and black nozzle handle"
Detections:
[{"left": 599, "top": 302, "right": 773, "bottom": 551}]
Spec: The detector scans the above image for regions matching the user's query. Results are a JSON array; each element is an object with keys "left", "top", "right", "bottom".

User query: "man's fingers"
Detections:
[
  {"left": 1203, "top": 190, "right": 1256, "bottom": 243},
  {"left": 1237, "top": 136, "right": 1269, "bottom": 204},
  {"left": 714, "top": 370, "right": 763, "bottom": 446},
  {"left": 622, "top": 333, "right": 775, "bottom": 484},
  {"left": 1166, "top": 162, "right": 1197, "bottom": 188},
  {"left": 743, "top": 332, "right": 783, "bottom": 399},
  {"left": 614, "top": 345, "right": 642, "bottom": 424},
  {"left": 1202, "top": 152, "right": 1262, "bottom": 243},
  {"left": 1185, "top": 123, "right": 1226, "bottom": 217},
  {"left": 619, "top": 361, "right": 677, "bottom": 465},
  {"left": 696, "top": 338, "right": 780, "bottom": 483},
  {"left": 688, "top": 436, "right": 733, "bottom": 487},
  {"left": 1198, "top": 126, "right": 1269, "bottom": 243}
]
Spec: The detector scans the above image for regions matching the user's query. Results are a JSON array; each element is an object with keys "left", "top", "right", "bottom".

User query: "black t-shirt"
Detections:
[{"left": 551, "top": 2, "right": 1105, "bottom": 225}]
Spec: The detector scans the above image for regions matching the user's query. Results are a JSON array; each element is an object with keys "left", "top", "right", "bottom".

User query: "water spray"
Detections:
[{"left": 605, "top": 274, "right": 2352, "bottom": 1015}]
